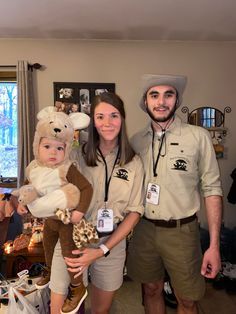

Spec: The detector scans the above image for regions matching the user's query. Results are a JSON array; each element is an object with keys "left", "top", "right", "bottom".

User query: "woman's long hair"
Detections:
[{"left": 83, "top": 92, "right": 135, "bottom": 167}]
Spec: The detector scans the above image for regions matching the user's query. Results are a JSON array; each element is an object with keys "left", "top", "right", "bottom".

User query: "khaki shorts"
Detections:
[
  {"left": 50, "top": 238, "right": 126, "bottom": 294},
  {"left": 127, "top": 218, "right": 205, "bottom": 301},
  {"left": 89, "top": 236, "right": 126, "bottom": 291}
]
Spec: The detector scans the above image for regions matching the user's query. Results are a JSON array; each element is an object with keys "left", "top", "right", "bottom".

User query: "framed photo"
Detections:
[
  {"left": 53, "top": 82, "right": 115, "bottom": 145},
  {"left": 53, "top": 82, "right": 115, "bottom": 116},
  {"left": 54, "top": 83, "right": 77, "bottom": 104}
]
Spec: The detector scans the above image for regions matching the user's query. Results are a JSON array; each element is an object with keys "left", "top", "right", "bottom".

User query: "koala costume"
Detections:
[{"left": 13, "top": 106, "right": 98, "bottom": 313}]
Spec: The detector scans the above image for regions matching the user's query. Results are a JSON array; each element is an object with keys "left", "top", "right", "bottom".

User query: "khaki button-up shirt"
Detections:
[
  {"left": 73, "top": 148, "right": 144, "bottom": 226},
  {"left": 131, "top": 115, "right": 223, "bottom": 220}
]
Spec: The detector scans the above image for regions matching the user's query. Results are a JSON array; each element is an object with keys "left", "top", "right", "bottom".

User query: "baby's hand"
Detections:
[
  {"left": 17, "top": 204, "right": 28, "bottom": 215},
  {"left": 70, "top": 211, "right": 84, "bottom": 224}
]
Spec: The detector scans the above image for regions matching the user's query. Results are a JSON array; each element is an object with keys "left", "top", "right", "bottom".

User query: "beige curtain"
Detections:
[{"left": 17, "top": 61, "right": 36, "bottom": 187}]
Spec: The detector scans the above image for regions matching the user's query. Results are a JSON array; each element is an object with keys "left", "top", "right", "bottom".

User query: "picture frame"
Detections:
[
  {"left": 53, "top": 82, "right": 115, "bottom": 146},
  {"left": 53, "top": 82, "right": 115, "bottom": 116}
]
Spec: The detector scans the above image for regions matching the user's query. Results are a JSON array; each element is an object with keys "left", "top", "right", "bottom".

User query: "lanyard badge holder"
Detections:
[
  {"left": 96, "top": 148, "right": 119, "bottom": 233},
  {"left": 146, "top": 130, "right": 165, "bottom": 205},
  {"left": 97, "top": 205, "right": 114, "bottom": 232}
]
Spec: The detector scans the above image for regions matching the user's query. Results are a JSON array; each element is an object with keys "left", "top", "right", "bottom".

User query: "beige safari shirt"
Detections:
[
  {"left": 131, "top": 115, "right": 223, "bottom": 220},
  {"left": 72, "top": 148, "right": 144, "bottom": 226}
]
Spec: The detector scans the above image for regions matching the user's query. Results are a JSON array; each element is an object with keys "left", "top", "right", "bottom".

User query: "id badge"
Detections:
[
  {"left": 97, "top": 208, "right": 114, "bottom": 232},
  {"left": 146, "top": 183, "right": 160, "bottom": 205}
]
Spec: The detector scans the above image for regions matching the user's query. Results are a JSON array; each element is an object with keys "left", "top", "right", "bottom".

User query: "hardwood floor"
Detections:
[{"left": 85, "top": 279, "right": 236, "bottom": 313}]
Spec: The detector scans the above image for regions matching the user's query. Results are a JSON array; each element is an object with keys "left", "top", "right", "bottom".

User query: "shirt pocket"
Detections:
[
  {"left": 166, "top": 146, "right": 198, "bottom": 186},
  {"left": 110, "top": 166, "right": 135, "bottom": 203}
]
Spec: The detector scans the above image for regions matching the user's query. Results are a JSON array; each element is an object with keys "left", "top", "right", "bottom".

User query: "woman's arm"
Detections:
[
  {"left": 65, "top": 211, "right": 140, "bottom": 275},
  {"left": 102, "top": 211, "right": 140, "bottom": 251}
]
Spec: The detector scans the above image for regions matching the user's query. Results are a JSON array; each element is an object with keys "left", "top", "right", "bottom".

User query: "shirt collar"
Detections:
[
  {"left": 143, "top": 114, "right": 182, "bottom": 137},
  {"left": 167, "top": 115, "right": 182, "bottom": 136},
  {"left": 97, "top": 145, "right": 119, "bottom": 158}
]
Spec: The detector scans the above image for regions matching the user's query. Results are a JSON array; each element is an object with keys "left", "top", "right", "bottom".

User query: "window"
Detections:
[
  {"left": 201, "top": 107, "right": 216, "bottom": 128},
  {"left": 0, "top": 71, "right": 17, "bottom": 180}
]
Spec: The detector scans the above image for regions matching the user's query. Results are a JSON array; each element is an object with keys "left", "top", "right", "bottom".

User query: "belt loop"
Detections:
[{"left": 176, "top": 219, "right": 181, "bottom": 228}]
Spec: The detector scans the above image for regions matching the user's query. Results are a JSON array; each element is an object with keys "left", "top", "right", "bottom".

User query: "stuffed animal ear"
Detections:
[
  {"left": 69, "top": 112, "right": 90, "bottom": 130},
  {"left": 37, "top": 106, "right": 57, "bottom": 120}
]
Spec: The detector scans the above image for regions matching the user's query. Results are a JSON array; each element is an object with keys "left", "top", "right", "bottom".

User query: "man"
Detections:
[{"left": 127, "top": 74, "right": 222, "bottom": 314}]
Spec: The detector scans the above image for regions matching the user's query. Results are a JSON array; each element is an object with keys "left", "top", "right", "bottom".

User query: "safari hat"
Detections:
[{"left": 139, "top": 74, "right": 187, "bottom": 112}]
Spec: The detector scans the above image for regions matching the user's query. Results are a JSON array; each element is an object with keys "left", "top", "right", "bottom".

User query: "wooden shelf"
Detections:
[
  {"left": 3, "top": 242, "right": 45, "bottom": 278},
  {"left": 0, "top": 178, "right": 17, "bottom": 189},
  {"left": 206, "top": 127, "right": 227, "bottom": 132}
]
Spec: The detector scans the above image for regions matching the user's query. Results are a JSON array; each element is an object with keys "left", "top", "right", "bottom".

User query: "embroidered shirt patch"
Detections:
[
  {"left": 171, "top": 159, "right": 188, "bottom": 171},
  {"left": 114, "top": 168, "right": 129, "bottom": 181}
]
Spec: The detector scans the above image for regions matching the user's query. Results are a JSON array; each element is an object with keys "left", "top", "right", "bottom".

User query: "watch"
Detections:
[{"left": 99, "top": 244, "right": 110, "bottom": 257}]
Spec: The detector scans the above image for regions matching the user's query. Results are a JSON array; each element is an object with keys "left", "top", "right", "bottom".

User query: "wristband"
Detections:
[{"left": 99, "top": 244, "right": 110, "bottom": 257}]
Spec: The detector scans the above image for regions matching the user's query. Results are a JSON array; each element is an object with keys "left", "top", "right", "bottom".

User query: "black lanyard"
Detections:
[
  {"left": 98, "top": 148, "right": 120, "bottom": 203},
  {"left": 152, "top": 131, "right": 166, "bottom": 177}
]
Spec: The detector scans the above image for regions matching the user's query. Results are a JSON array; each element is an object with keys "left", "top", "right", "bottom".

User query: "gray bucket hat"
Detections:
[{"left": 139, "top": 74, "right": 187, "bottom": 112}]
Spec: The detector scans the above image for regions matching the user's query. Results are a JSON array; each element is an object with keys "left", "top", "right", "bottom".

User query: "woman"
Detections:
[{"left": 50, "top": 92, "right": 144, "bottom": 314}]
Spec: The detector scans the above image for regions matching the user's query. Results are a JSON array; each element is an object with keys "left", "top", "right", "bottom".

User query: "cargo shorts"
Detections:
[{"left": 127, "top": 217, "right": 205, "bottom": 300}]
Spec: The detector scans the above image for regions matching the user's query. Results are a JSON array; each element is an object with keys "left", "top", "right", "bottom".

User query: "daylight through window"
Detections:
[{"left": 0, "top": 78, "right": 17, "bottom": 178}]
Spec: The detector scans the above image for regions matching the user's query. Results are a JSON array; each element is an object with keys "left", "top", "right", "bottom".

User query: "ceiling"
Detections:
[{"left": 1, "top": 0, "right": 236, "bottom": 41}]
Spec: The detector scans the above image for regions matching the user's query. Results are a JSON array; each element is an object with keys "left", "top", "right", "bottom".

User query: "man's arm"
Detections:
[{"left": 201, "top": 195, "right": 222, "bottom": 278}]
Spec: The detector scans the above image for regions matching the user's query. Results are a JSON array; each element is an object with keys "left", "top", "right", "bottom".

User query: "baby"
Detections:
[{"left": 13, "top": 107, "right": 95, "bottom": 314}]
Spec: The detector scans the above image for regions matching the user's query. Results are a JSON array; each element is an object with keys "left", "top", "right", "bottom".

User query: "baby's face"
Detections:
[
  {"left": 64, "top": 88, "right": 73, "bottom": 98},
  {"left": 38, "top": 137, "right": 65, "bottom": 166}
]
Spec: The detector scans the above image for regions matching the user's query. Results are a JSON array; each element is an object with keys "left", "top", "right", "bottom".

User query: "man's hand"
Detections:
[
  {"left": 70, "top": 210, "right": 84, "bottom": 224},
  {"left": 201, "top": 246, "right": 221, "bottom": 279}
]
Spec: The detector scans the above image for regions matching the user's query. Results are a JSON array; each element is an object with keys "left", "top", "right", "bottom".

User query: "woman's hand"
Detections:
[
  {"left": 65, "top": 213, "right": 141, "bottom": 278},
  {"left": 64, "top": 247, "right": 103, "bottom": 278}
]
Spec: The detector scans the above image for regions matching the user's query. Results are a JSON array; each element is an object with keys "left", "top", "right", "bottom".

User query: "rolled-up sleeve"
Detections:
[
  {"left": 198, "top": 129, "right": 223, "bottom": 197},
  {"left": 125, "top": 155, "right": 145, "bottom": 216}
]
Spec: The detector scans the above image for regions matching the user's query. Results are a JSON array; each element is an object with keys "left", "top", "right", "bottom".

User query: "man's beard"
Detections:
[{"left": 146, "top": 105, "right": 176, "bottom": 123}]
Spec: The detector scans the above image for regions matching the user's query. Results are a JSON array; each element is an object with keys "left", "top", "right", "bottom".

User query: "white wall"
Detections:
[{"left": 0, "top": 39, "right": 235, "bottom": 227}]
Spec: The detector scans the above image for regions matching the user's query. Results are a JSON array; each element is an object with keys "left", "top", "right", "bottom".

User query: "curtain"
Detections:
[{"left": 17, "top": 61, "right": 36, "bottom": 187}]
